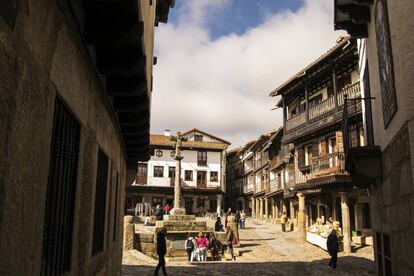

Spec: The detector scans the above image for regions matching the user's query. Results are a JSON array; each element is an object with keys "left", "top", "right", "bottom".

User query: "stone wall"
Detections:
[
  {"left": 0, "top": 2, "right": 132, "bottom": 275},
  {"left": 370, "top": 122, "right": 414, "bottom": 275}
]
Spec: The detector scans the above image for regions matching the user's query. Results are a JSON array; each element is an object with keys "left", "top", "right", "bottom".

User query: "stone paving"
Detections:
[{"left": 122, "top": 218, "right": 375, "bottom": 276}]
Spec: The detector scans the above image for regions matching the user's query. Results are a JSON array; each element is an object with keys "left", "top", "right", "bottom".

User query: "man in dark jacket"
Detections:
[
  {"left": 154, "top": 227, "right": 168, "bottom": 276},
  {"left": 214, "top": 217, "right": 224, "bottom": 232},
  {"left": 155, "top": 205, "right": 164, "bottom": 221},
  {"left": 327, "top": 229, "right": 339, "bottom": 270}
]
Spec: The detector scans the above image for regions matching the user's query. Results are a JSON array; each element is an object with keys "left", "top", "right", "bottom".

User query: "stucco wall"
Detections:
[{"left": 147, "top": 149, "right": 222, "bottom": 188}]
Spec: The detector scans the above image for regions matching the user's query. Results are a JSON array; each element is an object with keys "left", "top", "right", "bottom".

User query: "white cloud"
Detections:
[{"left": 151, "top": 0, "right": 344, "bottom": 147}]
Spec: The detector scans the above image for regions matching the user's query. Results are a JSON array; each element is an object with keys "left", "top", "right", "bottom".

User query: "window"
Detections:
[
  {"left": 197, "top": 151, "right": 207, "bottom": 166},
  {"left": 210, "top": 171, "right": 218, "bottom": 182},
  {"left": 197, "top": 198, "right": 205, "bottom": 209},
  {"left": 338, "top": 74, "right": 352, "bottom": 91},
  {"left": 152, "top": 197, "right": 163, "bottom": 207},
  {"left": 136, "top": 163, "right": 147, "bottom": 185},
  {"left": 309, "top": 94, "right": 323, "bottom": 108},
  {"left": 168, "top": 166, "right": 175, "bottom": 178},
  {"left": 92, "top": 149, "right": 109, "bottom": 255},
  {"left": 194, "top": 134, "right": 203, "bottom": 141},
  {"left": 210, "top": 200, "right": 217, "bottom": 212},
  {"left": 41, "top": 99, "right": 80, "bottom": 274},
  {"left": 153, "top": 166, "right": 164, "bottom": 177},
  {"left": 185, "top": 170, "right": 193, "bottom": 181}
]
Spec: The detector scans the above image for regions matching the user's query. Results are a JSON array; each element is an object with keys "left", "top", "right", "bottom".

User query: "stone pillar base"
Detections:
[{"left": 170, "top": 207, "right": 186, "bottom": 215}]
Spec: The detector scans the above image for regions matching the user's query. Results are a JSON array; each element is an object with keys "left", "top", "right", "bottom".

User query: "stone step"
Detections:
[{"left": 163, "top": 214, "right": 196, "bottom": 221}]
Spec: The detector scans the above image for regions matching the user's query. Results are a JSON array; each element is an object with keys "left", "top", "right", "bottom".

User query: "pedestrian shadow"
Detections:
[
  {"left": 241, "top": 238, "right": 276, "bottom": 241},
  {"left": 239, "top": 243, "right": 260, "bottom": 248},
  {"left": 238, "top": 249, "right": 252, "bottom": 256},
  {"left": 123, "top": 255, "right": 376, "bottom": 276}
]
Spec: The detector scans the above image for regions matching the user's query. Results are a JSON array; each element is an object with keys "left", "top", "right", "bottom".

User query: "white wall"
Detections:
[{"left": 147, "top": 149, "right": 222, "bottom": 188}]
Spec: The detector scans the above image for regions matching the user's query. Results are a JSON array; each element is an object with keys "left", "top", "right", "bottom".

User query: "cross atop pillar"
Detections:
[{"left": 170, "top": 131, "right": 187, "bottom": 215}]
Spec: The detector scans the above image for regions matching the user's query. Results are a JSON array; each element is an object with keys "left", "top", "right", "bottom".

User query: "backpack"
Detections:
[{"left": 186, "top": 239, "right": 194, "bottom": 250}]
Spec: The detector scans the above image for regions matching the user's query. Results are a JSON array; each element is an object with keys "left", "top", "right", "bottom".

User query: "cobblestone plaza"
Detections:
[{"left": 123, "top": 218, "right": 374, "bottom": 275}]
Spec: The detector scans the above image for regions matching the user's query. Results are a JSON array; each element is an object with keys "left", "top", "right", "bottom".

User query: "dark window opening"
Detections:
[
  {"left": 152, "top": 197, "right": 163, "bottom": 207},
  {"left": 41, "top": 98, "right": 80, "bottom": 275},
  {"left": 153, "top": 166, "right": 164, "bottom": 177},
  {"left": 210, "top": 171, "right": 218, "bottom": 182},
  {"left": 168, "top": 166, "right": 176, "bottom": 178},
  {"left": 194, "top": 134, "right": 203, "bottom": 141},
  {"left": 197, "top": 171, "right": 207, "bottom": 187},
  {"left": 92, "top": 149, "right": 109, "bottom": 255},
  {"left": 185, "top": 170, "right": 193, "bottom": 181},
  {"left": 197, "top": 151, "right": 207, "bottom": 166},
  {"left": 197, "top": 199, "right": 205, "bottom": 209}
]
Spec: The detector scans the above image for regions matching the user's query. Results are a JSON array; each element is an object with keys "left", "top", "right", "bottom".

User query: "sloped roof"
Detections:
[
  {"left": 150, "top": 134, "right": 229, "bottom": 150},
  {"left": 181, "top": 128, "right": 231, "bottom": 145}
]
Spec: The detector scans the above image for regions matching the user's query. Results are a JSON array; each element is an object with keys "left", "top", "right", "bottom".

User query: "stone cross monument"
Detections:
[{"left": 170, "top": 131, "right": 187, "bottom": 215}]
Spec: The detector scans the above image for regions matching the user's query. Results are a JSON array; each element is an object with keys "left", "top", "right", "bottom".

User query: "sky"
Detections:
[{"left": 151, "top": 0, "right": 344, "bottom": 148}]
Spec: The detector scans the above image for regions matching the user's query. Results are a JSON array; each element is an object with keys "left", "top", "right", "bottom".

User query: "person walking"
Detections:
[
  {"left": 280, "top": 212, "right": 287, "bottom": 232},
  {"left": 239, "top": 210, "right": 246, "bottom": 229},
  {"left": 327, "top": 229, "right": 339, "bottom": 271},
  {"left": 184, "top": 235, "right": 194, "bottom": 262},
  {"left": 154, "top": 228, "right": 168, "bottom": 276}
]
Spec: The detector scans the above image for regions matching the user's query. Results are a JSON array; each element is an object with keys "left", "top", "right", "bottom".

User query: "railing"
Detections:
[
  {"left": 285, "top": 82, "right": 361, "bottom": 132},
  {"left": 309, "top": 96, "right": 336, "bottom": 120},
  {"left": 311, "top": 152, "right": 346, "bottom": 177},
  {"left": 286, "top": 112, "right": 306, "bottom": 131},
  {"left": 197, "top": 160, "right": 207, "bottom": 167},
  {"left": 269, "top": 178, "right": 282, "bottom": 193},
  {"left": 269, "top": 156, "right": 282, "bottom": 169},
  {"left": 337, "top": 82, "right": 361, "bottom": 106}
]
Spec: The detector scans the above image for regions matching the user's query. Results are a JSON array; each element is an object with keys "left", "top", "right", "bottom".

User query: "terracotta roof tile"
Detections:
[{"left": 150, "top": 134, "right": 229, "bottom": 150}]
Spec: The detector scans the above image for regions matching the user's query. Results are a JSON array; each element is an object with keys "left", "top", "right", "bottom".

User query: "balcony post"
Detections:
[
  {"left": 305, "top": 83, "right": 309, "bottom": 122},
  {"left": 297, "top": 192, "right": 306, "bottom": 241},
  {"left": 332, "top": 66, "right": 339, "bottom": 111},
  {"left": 340, "top": 192, "right": 352, "bottom": 254},
  {"left": 282, "top": 97, "right": 287, "bottom": 133}
]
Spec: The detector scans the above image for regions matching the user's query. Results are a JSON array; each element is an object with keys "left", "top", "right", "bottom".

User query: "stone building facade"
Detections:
[
  {"left": 334, "top": 0, "right": 414, "bottom": 275},
  {"left": 127, "top": 129, "right": 229, "bottom": 215},
  {"left": 0, "top": 1, "right": 173, "bottom": 275}
]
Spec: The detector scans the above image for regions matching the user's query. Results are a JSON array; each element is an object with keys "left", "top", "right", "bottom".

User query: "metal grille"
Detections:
[
  {"left": 41, "top": 98, "right": 80, "bottom": 275},
  {"left": 112, "top": 172, "right": 119, "bottom": 241},
  {"left": 92, "top": 148, "right": 109, "bottom": 255}
]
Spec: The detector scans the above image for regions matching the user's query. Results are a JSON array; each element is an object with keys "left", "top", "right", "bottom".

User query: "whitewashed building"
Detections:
[{"left": 126, "top": 129, "right": 230, "bottom": 215}]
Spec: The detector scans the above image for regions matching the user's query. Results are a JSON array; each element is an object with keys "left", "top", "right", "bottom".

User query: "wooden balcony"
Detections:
[{"left": 284, "top": 82, "right": 362, "bottom": 143}]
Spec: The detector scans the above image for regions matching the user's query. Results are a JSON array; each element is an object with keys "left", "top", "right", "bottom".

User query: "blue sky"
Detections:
[{"left": 169, "top": 0, "right": 304, "bottom": 38}]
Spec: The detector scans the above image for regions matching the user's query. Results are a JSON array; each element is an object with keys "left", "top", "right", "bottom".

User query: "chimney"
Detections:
[{"left": 164, "top": 129, "right": 171, "bottom": 137}]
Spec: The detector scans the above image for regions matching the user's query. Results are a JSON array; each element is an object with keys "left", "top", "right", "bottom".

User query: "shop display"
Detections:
[{"left": 306, "top": 219, "right": 342, "bottom": 251}]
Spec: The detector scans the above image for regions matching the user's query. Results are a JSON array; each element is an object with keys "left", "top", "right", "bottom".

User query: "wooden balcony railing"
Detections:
[
  {"left": 309, "top": 96, "right": 336, "bottom": 120},
  {"left": 311, "top": 152, "right": 346, "bottom": 177},
  {"left": 337, "top": 82, "right": 361, "bottom": 106},
  {"left": 286, "top": 82, "right": 361, "bottom": 132},
  {"left": 286, "top": 112, "right": 306, "bottom": 131}
]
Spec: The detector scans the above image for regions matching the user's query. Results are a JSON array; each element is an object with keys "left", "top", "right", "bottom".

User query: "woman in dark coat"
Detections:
[
  {"left": 154, "top": 228, "right": 168, "bottom": 275},
  {"left": 327, "top": 229, "right": 339, "bottom": 270}
]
